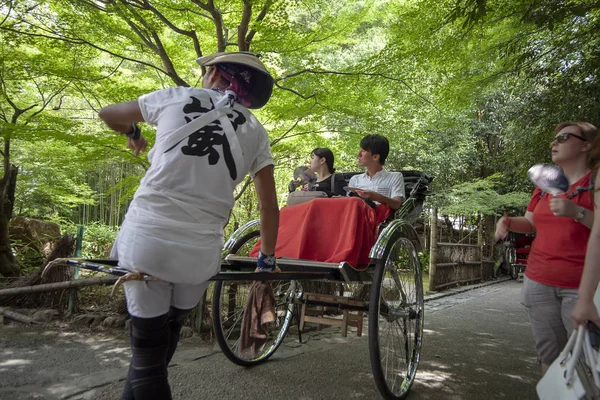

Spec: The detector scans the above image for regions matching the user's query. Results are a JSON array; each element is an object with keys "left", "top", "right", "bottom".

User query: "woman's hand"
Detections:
[
  {"left": 495, "top": 212, "right": 510, "bottom": 241},
  {"left": 549, "top": 197, "right": 579, "bottom": 218},
  {"left": 572, "top": 298, "right": 600, "bottom": 328},
  {"left": 126, "top": 135, "right": 148, "bottom": 157}
]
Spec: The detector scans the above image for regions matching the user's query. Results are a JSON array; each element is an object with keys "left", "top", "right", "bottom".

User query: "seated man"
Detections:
[{"left": 347, "top": 134, "right": 404, "bottom": 211}]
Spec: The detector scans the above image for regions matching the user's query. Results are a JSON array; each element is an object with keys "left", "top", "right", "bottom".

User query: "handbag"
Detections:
[
  {"left": 537, "top": 325, "right": 600, "bottom": 399},
  {"left": 286, "top": 174, "right": 335, "bottom": 207}
]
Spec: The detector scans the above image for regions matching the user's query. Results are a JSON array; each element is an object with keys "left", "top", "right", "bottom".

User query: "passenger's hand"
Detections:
[
  {"left": 495, "top": 212, "right": 510, "bottom": 241},
  {"left": 572, "top": 298, "right": 600, "bottom": 328},
  {"left": 127, "top": 135, "right": 148, "bottom": 157},
  {"left": 549, "top": 197, "right": 578, "bottom": 218}
]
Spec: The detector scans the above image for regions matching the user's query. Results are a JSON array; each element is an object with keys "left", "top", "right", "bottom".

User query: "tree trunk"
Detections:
[{"left": 0, "top": 163, "right": 19, "bottom": 277}]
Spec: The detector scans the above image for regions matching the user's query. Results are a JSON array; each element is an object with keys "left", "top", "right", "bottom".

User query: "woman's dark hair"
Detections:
[
  {"left": 360, "top": 134, "right": 389, "bottom": 165},
  {"left": 312, "top": 147, "right": 335, "bottom": 174}
]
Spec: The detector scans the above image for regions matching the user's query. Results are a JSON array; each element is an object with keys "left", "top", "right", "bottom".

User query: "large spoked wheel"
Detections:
[
  {"left": 369, "top": 233, "right": 424, "bottom": 400},
  {"left": 212, "top": 231, "right": 300, "bottom": 366}
]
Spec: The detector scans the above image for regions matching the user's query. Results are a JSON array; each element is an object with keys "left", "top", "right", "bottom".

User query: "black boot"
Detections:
[
  {"left": 122, "top": 313, "right": 171, "bottom": 400},
  {"left": 166, "top": 307, "right": 193, "bottom": 365}
]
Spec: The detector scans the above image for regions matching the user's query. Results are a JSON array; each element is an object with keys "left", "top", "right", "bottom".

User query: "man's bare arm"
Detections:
[
  {"left": 98, "top": 100, "right": 147, "bottom": 156},
  {"left": 98, "top": 100, "right": 144, "bottom": 134},
  {"left": 253, "top": 165, "right": 279, "bottom": 255}
]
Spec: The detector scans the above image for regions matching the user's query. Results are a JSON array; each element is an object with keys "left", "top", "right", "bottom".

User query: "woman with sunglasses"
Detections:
[{"left": 495, "top": 121, "right": 598, "bottom": 376}]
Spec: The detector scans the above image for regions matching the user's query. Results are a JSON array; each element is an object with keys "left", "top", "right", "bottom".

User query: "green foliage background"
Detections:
[{"left": 2, "top": 0, "right": 599, "bottom": 263}]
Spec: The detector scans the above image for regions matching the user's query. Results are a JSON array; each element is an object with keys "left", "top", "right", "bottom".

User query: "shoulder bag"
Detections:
[{"left": 286, "top": 174, "right": 335, "bottom": 207}]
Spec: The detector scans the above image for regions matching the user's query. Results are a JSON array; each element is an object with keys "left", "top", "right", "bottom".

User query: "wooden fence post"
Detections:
[
  {"left": 67, "top": 225, "right": 84, "bottom": 316},
  {"left": 423, "top": 208, "right": 428, "bottom": 252},
  {"left": 429, "top": 207, "right": 438, "bottom": 292},
  {"left": 478, "top": 215, "right": 483, "bottom": 281}
]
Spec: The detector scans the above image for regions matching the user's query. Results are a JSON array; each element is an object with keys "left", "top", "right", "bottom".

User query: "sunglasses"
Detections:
[{"left": 554, "top": 132, "right": 587, "bottom": 143}]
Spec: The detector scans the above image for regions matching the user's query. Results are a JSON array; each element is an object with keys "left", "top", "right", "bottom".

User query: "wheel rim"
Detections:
[
  {"left": 216, "top": 279, "right": 299, "bottom": 362},
  {"left": 376, "top": 237, "right": 423, "bottom": 397}
]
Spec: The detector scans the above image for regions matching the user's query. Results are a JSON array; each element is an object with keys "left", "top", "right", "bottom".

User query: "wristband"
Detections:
[
  {"left": 257, "top": 251, "right": 277, "bottom": 272},
  {"left": 125, "top": 124, "right": 141, "bottom": 140},
  {"left": 506, "top": 217, "right": 512, "bottom": 231}
]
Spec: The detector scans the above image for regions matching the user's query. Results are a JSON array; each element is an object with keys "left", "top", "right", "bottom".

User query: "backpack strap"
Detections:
[
  {"left": 539, "top": 182, "right": 595, "bottom": 200},
  {"left": 567, "top": 183, "right": 594, "bottom": 199}
]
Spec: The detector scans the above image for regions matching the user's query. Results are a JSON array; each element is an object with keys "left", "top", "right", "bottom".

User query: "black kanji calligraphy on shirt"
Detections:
[{"left": 168, "top": 95, "right": 247, "bottom": 180}]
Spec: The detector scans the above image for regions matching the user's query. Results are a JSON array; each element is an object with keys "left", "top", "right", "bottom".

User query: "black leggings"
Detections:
[{"left": 122, "top": 307, "right": 192, "bottom": 400}]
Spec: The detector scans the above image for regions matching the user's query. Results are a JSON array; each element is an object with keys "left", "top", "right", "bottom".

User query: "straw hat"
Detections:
[{"left": 196, "top": 52, "right": 274, "bottom": 109}]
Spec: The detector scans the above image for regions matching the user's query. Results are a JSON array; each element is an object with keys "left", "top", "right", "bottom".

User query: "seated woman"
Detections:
[{"left": 289, "top": 148, "right": 346, "bottom": 197}]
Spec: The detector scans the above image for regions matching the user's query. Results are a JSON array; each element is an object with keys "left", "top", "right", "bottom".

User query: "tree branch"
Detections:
[
  {"left": 238, "top": 0, "right": 252, "bottom": 51},
  {"left": 234, "top": 176, "right": 253, "bottom": 201},
  {"left": 161, "top": 4, "right": 213, "bottom": 21},
  {"left": 191, "top": 0, "right": 226, "bottom": 52},
  {"left": 76, "top": 0, "right": 109, "bottom": 12},
  {"left": 115, "top": 2, "right": 157, "bottom": 52},
  {"left": 0, "top": 26, "right": 170, "bottom": 76},
  {"left": 246, "top": 0, "right": 271, "bottom": 45},
  {"left": 141, "top": 0, "right": 202, "bottom": 57},
  {"left": 73, "top": 82, "right": 104, "bottom": 113},
  {"left": 0, "top": 0, "right": 13, "bottom": 27},
  {"left": 270, "top": 103, "right": 317, "bottom": 147},
  {"left": 25, "top": 82, "right": 71, "bottom": 124},
  {"left": 150, "top": 30, "right": 189, "bottom": 86},
  {"left": 274, "top": 81, "right": 317, "bottom": 101},
  {"left": 277, "top": 69, "right": 441, "bottom": 113}
]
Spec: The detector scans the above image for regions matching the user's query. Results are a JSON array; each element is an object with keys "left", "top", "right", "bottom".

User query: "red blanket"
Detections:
[{"left": 250, "top": 197, "right": 390, "bottom": 268}]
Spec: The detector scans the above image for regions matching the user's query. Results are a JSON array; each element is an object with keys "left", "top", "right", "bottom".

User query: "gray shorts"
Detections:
[
  {"left": 521, "top": 276, "right": 578, "bottom": 365},
  {"left": 124, "top": 280, "right": 210, "bottom": 318}
]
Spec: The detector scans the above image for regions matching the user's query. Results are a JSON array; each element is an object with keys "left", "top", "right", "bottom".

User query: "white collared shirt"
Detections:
[{"left": 348, "top": 169, "right": 405, "bottom": 204}]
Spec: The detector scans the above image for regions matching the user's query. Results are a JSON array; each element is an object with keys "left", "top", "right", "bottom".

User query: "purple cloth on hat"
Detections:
[{"left": 215, "top": 64, "right": 253, "bottom": 108}]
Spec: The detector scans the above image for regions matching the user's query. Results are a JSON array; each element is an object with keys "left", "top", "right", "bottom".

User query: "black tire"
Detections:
[
  {"left": 369, "top": 232, "right": 424, "bottom": 400},
  {"left": 510, "top": 265, "right": 519, "bottom": 280},
  {"left": 212, "top": 231, "right": 299, "bottom": 366},
  {"left": 505, "top": 246, "right": 518, "bottom": 280}
]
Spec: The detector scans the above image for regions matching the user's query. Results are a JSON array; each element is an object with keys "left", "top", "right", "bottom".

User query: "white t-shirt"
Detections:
[
  {"left": 132, "top": 86, "right": 273, "bottom": 225},
  {"left": 348, "top": 170, "right": 405, "bottom": 204},
  {"left": 113, "top": 87, "right": 273, "bottom": 284}
]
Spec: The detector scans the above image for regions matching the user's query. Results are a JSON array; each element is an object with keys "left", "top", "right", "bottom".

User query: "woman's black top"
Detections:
[{"left": 312, "top": 174, "right": 347, "bottom": 197}]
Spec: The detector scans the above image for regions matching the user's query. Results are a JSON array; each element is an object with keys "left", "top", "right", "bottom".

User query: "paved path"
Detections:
[{"left": 0, "top": 279, "right": 539, "bottom": 399}]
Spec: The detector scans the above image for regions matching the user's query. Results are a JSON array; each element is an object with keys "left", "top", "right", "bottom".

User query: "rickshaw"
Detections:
[
  {"left": 62, "top": 169, "right": 432, "bottom": 400},
  {"left": 503, "top": 232, "right": 534, "bottom": 280}
]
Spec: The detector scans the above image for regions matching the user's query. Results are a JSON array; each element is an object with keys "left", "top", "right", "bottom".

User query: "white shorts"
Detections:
[
  {"left": 124, "top": 280, "right": 210, "bottom": 318},
  {"left": 112, "top": 217, "right": 224, "bottom": 285}
]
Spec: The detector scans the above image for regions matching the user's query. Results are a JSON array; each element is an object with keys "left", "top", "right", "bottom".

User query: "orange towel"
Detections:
[{"left": 239, "top": 281, "right": 276, "bottom": 356}]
